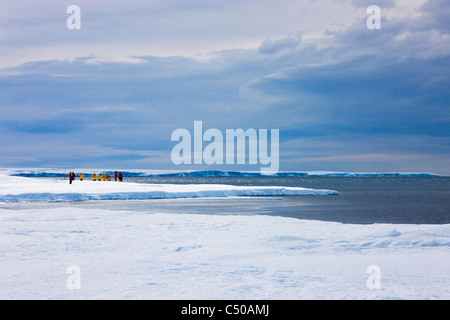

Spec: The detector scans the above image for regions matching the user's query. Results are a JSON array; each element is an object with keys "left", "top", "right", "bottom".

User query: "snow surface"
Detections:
[
  {"left": 0, "top": 171, "right": 449, "bottom": 299},
  {"left": 1, "top": 207, "right": 449, "bottom": 299},
  {"left": 0, "top": 173, "right": 338, "bottom": 203}
]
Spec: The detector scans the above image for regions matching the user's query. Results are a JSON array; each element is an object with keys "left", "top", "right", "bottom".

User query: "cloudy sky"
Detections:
[{"left": 0, "top": 0, "right": 449, "bottom": 174}]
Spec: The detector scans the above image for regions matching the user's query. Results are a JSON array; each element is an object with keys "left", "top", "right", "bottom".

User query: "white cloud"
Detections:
[{"left": 0, "top": 0, "right": 361, "bottom": 68}]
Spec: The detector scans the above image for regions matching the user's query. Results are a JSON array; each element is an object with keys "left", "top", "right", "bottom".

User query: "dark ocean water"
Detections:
[{"left": 116, "top": 176, "right": 450, "bottom": 225}]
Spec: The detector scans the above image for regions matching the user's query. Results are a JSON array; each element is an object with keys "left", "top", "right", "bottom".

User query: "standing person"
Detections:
[
  {"left": 118, "top": 172, "right": 123, "bottom": 182},
  {"left": 114, "top": 171, "right": 118, "bottom": 181},
  {"left": 69, "top": 172, "right": 73, "bottom": 184}
]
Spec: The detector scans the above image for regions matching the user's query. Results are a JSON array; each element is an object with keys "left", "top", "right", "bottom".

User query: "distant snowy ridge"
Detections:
[
  {"left": 2, "top": 168, "right": 441, "bottom": 178},
  {"left": 0, "top": 173, "right": 338, "bottom": 203},
  {"left": 0, "top": 187, "right": 337, "bottom": 203}
]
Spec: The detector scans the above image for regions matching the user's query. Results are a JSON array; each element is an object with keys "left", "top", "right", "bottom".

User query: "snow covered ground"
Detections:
[
  {"left": 0, "top": 173, "right": 338, "bottom": 203},
  {"left": 1, "top": 207, "right": 449, "bottom": 299},
  {"left": 0, "top": 172, "right": 449, "bottom": 299}
]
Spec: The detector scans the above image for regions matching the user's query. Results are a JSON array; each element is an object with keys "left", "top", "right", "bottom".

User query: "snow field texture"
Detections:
[{"left": 1, "top": 206, "right": 449, "bottom": 299}]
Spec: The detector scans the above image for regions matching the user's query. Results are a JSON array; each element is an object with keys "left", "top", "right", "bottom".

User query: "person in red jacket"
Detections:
[
  {"left": 114, "top": 171, "right": 118, "bottom": 181},
  {"left": 118, "top": 172, "right": 123, "bottom": 182}
]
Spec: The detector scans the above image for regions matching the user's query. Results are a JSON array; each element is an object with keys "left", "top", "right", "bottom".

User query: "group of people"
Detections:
[
  {"left": 93, "top": 171, "right": 123, "bottom": 182},
  {"left": 68, "top": 172, "right": 84, "bottom": 184},
  {"left": 93, "top": 173, "right": 111, "bottom": 181},
  {"left": 68, "top": 171, "right": 123, "bottom": 184}
]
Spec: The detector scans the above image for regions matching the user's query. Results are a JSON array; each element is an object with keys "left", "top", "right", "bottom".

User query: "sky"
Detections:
[{"left": 0, "top": 0, "right": 449, "bottom": 174}]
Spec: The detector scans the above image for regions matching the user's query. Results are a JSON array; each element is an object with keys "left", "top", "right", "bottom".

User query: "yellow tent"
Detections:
[{"left": 79, "top": 172, "right": 84, "bottom": 181}]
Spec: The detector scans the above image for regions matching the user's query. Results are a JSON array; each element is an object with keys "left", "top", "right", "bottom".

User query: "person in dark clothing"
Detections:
[{"left": 118, "top": 172, "right": 123, "bottom": 182}]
